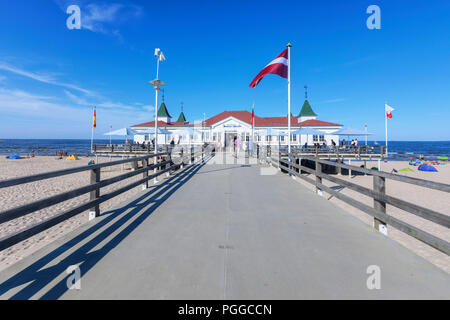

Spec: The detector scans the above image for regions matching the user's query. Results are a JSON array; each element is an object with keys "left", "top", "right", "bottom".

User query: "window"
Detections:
[
  {"left": 291, "top": 134, "right": 297, "bottom": 141},
  {"left": 266, "top": 136, "right": 270, "bottom": 142},
  {"left": 280, "top": 136, "right": 285, "bottom": 142},
  {"left": 319, "top": 135, "right": 325, "bottom": 142},
  {"left": 313, "top": 135, "right": 319, "bottom": 142},
  {"left": 257, "top": 136, "right": 261, "bottom": 142},
  {"left": 213, "top": 133, "right": 217, "bottom": 141}
]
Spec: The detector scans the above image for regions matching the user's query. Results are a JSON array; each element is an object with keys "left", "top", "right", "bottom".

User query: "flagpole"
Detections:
[
  {"left": 287, "top": 43, "right": 292, "bottom": 156},
  {"left": 385, "top": 101, "right": 388, "bottom": 157},
  {"left": 251, "top": 102, "right": 254, "bottom": 157}
]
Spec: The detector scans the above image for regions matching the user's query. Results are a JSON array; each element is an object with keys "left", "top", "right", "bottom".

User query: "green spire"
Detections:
[
  {"left": 298, "top": 99, "right": 317, "bottom": 117},
  {"left": 177, "top": 111, "right": 187, "bottom": 122},
  {"left": 157, "top": 102, "right": 172, "bottom": 118}
]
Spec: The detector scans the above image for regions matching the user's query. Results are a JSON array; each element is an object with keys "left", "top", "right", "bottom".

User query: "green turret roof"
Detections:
[
  {"left": 157, "top": 102, "right": 172, "bottom": 118},
  {"left": 177, "top": 111, "right": 187, "bottom": 123},
  {"left": 298, "top": 99, "right": 317, "bottom": 117}
]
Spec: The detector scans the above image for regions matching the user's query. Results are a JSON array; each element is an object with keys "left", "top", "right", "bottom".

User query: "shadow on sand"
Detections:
[{"left": 0, "top": 159, "right": 209, "bottom": 300}]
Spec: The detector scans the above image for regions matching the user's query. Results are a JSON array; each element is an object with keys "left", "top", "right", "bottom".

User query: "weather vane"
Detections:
[{"left": 304, "top": 85, "right": 308, "bottom": 99}]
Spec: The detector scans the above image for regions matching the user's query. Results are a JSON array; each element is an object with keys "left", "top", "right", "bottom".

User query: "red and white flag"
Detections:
[
  {"left": 385, "top": 104, "right": 394, "bottom": 118},
  {"left": 249, "top": 49, "right": 288, "bottom": 88}
]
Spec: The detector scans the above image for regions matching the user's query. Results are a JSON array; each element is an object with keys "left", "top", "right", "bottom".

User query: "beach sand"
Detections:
[
  {"left": 0, "top": 155, "right": 157, "bottom": 272},
  {"left": 292, "top": 159, "right": 450, "bottom": 273}
]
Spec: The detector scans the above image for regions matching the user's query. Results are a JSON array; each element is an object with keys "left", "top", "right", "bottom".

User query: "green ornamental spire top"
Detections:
[
  {"left": 177, "top": 111, "right": 187, "bottom": 123},
  {"left": 157, "top": 102, "right": 172, "bottom": 118},
  {"left": 298, "top": 99, "right": 317, "bottom": 117}
]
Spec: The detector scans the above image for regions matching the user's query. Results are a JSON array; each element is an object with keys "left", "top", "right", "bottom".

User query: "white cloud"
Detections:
[
  {"left": 0, "top": 62, "right": 93, "bottom": 95},
  {"left": 63, "top": 89, "right": 155, "bottom": 122},
  {"left": 0, "top": 87, "right": 156, "bottom": 138}
]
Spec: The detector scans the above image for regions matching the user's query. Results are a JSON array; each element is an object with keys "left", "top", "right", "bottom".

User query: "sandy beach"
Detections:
[
  {"left": 292, "top": 159, "right": 450, "bottom": 273},
  {"left": 0, "top": 155, "right": 157, "bottom": 272}
]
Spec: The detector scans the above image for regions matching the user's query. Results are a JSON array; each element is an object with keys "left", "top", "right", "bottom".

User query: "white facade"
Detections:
[{"left": 132, "top": 113, "right": 342, "bottom": 147}]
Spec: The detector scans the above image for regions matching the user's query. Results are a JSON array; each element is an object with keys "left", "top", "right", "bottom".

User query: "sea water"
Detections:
[{"left": 0, "top": 139, "right": 449, "bottom": 160}]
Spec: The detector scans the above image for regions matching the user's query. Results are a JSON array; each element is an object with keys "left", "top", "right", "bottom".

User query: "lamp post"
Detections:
[
  {"left": 109, "top": 125, "right": 112, "bottom": 146},
  {"left": 364, "top": 124, "right": 368, "bottom": 146},
  {"left": 149, "top": 48, "right": 166, "bottom": 184}
]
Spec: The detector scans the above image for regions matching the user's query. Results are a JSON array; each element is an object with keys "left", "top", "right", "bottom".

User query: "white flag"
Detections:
[{"left": 385, "top": 104, "right": 394, "bottom": 118}]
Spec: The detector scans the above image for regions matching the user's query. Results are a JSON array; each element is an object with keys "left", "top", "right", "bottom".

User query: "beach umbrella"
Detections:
[
  {"left": 103, "top": 127, "right": 138, "bottom": 136},
  {"left": 418, "top": 164, "right": 438, "bottom": 172},
  {"left": 334, "top": 127, "right": 374, "bottom": 145},
  {"left": 334, "top": 128, "right": 374, "bottom": 136},
  {"left": 398, "top": 168, "right": 414, "bottom": 172},
  {"left": 136, "top": 128, "right": 171, "bottom": 135}
]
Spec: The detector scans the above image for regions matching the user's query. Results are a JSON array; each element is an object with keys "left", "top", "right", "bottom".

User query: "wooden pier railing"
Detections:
[
  {"left": 0, "top": 145, "right": 213, "bottom": 251},
  {"left": 259, "top": 148, "right": 450, "bottom": 256}
]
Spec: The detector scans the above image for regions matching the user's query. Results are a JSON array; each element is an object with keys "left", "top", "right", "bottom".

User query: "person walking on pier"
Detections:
[{"left": 234, "top": 136, "right": 241, "bottom": 158}]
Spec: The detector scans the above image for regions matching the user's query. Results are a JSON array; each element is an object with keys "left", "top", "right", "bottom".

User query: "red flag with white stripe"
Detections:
[{"left": 249, "top": 49, "right": 288, "bottom": 88}]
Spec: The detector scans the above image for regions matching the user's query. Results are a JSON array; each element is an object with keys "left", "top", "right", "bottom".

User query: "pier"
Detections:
[{"left": 0, "top": 149, "right": 449, "bottom": 299}]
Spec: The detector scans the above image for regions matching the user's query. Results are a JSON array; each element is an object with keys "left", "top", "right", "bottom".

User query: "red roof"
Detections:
[
  {"left": 298, "top": 119, "right": 342, "bottom": 127},
  {"left": 133, "top": 111, "right": 341, "bottom": 128},
  {"left": 133, "top": 121, "right": 191, "bottom": 127}
]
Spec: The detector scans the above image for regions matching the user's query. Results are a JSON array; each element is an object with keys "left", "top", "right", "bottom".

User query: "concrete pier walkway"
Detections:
[{"left": 0, "top": 155, "right": 449, "bottom": 299}]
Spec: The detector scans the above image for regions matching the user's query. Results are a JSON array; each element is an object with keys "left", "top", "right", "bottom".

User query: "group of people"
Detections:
[
  {"left": 303, "top": 139, "right": 337, "bottom": 150},
  {"left": 341, "top": 138, "right": 359, "bottom": 148}
]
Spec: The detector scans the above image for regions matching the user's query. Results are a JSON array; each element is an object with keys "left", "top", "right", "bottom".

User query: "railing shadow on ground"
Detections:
[{"left": 0, "top": 158, "right": 209, "bottom": 300}]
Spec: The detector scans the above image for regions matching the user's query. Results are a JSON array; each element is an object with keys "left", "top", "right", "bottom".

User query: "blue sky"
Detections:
[{"left": 0, "top": 0, "right": 449, "bottom": 140}]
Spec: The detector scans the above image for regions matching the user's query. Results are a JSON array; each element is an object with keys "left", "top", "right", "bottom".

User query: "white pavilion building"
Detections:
[{"left": 132, "top": 98, "right": 343, "bottom": 148}]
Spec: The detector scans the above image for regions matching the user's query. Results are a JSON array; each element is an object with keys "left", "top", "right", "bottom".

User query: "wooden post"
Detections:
[
  {"left": 315, "top": 160, "right": 322, "bottom": 196},
  {"left": 89, "top": 168, "right": 100, "bottom": 220},
  {"left": 142, "top": 158, "right": 149, "bottom": 190},
  {"left": 373, "top": 175, "right": 387, "bottom": 234},
  {"left": 153, "top": 154, "right": 159, "bottom": 185},
  {"left": 132, "top": 155, "right": 137, "bottom": 171}
]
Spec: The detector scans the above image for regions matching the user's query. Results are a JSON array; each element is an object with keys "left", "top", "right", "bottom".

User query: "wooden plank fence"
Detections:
[
  {"left": 0, "top": 145, "right": 213, "bottom": 251},
  {"left": 257, "top": 147, "right": 450, "bottom": 255}
]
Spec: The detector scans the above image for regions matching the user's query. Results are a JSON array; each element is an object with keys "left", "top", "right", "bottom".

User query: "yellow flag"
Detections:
[{"left": 93, "top": 108, "right": 97, "bottom": 129}]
